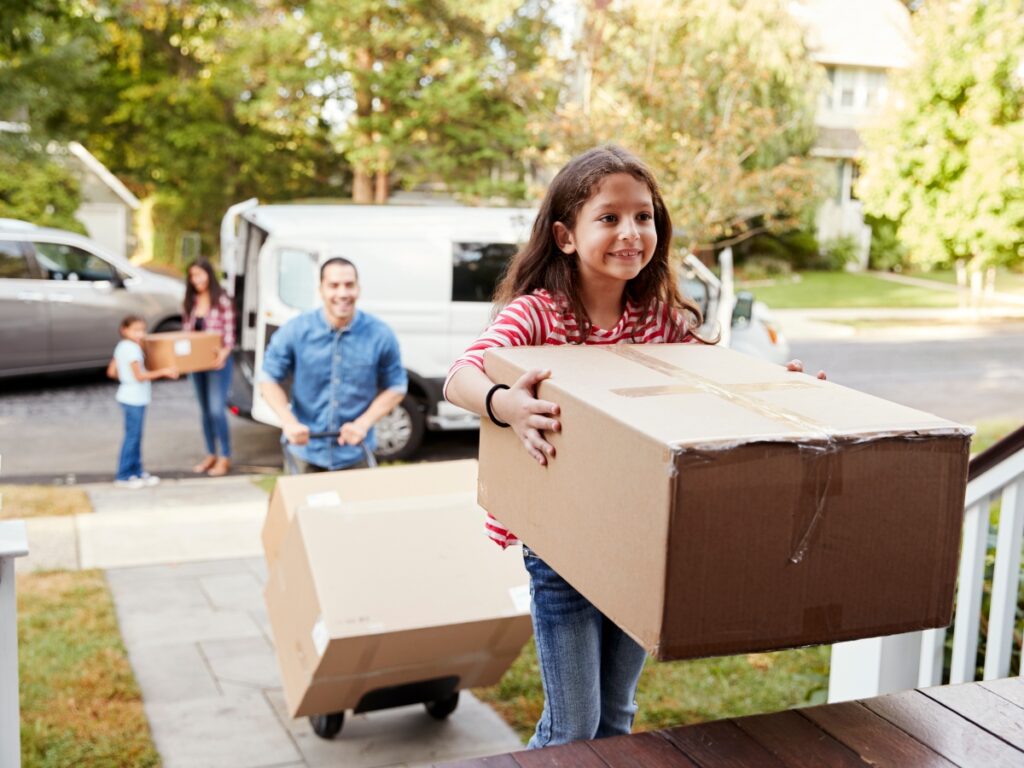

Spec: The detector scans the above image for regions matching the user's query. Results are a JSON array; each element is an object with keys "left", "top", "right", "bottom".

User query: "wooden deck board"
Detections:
[
  {"left": 436, "top": 680, "right": 1024, "bottom": 767},
  {"left": 863, "top": 689, "right": 1024, "bottom": 767},
  {"left": 921, "top": 682, "right": 1024, "bottom": 750},
  {"left": 980, "top": 676, "right": 1024, "bottom": 709},
  {"left": 662, "top": 719, "right": 788, "bottom": 767},
  {"left": 587, "top": 732, "right": 698, "bottom": 767},
  {"left": 732, "top": 709, "right": 871, "bottom": 767}
]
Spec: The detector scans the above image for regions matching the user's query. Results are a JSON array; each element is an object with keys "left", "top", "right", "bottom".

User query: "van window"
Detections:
[
  {"left": 278, "top": 248, "right": 318, "bottom": 310},
  {"left": 0, "top": 241, "right": 33, "bottom": 278},
  {"left": 33, "top": 242, "right": 116, "bottom": 281},
  {"left": 452, "top": 242, "right": 518, "bottom": 302}
]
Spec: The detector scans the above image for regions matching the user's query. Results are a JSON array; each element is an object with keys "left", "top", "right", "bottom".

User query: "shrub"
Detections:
[{"left": 866, "top": 215, "right": 908, "bottom": 272}]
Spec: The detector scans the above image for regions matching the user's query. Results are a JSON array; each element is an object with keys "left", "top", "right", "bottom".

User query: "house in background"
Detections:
[
  {"left": 790, "top": 0, "right": 914, "bottom": 267},
  {"left": 65, "top": 141, "right": 141, "bottom": 261}
]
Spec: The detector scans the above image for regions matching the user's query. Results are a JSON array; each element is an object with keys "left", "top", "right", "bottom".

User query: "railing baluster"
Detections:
[
  {"left": 918, "top": 627, "right": 946, "bottom": 687},
  {"left": 950, "top": 500, "right": 990, "bottom": 684},
  {"left": 983, "top": 479, "right": 1024, "bottom": 680}
]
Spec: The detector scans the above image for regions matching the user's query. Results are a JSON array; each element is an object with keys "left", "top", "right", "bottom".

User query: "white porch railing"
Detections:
[
  {"left": 829, "top": 435, "right": 1024, "bottom": 701},
  {"left": 1, "top": 520, "right": 29, "bottom": 768}
]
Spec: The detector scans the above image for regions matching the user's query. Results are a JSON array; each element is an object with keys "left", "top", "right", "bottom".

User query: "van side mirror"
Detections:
[{"left": 732, "top": 291, "right": 754, "bottom": 327}]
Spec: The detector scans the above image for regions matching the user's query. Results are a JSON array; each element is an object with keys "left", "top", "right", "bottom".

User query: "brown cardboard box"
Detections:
[
  {"left": 143, "top": 331, "right": 222, "bottom": 374},
  {"left": 479, "top": 343, "right": 971, "bottom": 661},
  {"left": 263, "top": 459, "right": 480, "bottom": 570},
  {"left": 264, "top": 463, "right": 533, "bottom": 718}
]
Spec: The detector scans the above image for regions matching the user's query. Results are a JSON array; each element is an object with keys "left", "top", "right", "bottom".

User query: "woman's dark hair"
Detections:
[
  {"left": 184, "top": 260, "right": 224, "bottom": 318},
  {"left": 494, "top": 144, "right": 708, "bottom": 343}
]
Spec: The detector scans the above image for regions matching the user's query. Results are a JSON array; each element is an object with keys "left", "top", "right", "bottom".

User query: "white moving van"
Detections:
[{"left": 221, "top": 201, "right": 789, "bottom": 461}]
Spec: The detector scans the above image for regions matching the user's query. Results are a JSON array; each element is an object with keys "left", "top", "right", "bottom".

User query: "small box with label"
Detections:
[
  {"left": 143, "top": 330, "right": 222, "bottom": 374},
  {"left": 263, "top": 460, "right": 533, "bottom": 719}
]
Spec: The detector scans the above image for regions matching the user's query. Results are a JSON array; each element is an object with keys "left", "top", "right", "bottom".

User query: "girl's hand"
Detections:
[
  {"left": 786, "top": 359, "right": 826, "bottom": 380},
  {"left": 493, "top": 368, "right": 561, "bottom": 467}
]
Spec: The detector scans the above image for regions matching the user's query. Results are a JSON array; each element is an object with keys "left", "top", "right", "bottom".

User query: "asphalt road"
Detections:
[{"left": 2, "top": 328, "right": 1022, "bottom": 483}]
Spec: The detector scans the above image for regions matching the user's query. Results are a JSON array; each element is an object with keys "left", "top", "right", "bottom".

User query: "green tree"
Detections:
[
  {"left": 303, "top": 0, "right": 560, "bottom": 203},
  {"left": 542, "top": 0, "right": 825, "bottom": 248},
  {"left": 858, "top": 0, "right": 1024, "bottom": 270}
]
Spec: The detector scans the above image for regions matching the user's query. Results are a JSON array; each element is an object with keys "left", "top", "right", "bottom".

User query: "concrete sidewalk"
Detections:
[{"left": 18, "top": 476, "right": 524, "bottom": 768}]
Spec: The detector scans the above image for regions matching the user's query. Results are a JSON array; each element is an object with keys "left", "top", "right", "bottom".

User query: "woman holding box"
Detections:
[
  {"left": 446, "top": 145, "right": 823, "bottom": 748},
  {"left": 183, "top": 259, "right": 235, "bottom": 476}
]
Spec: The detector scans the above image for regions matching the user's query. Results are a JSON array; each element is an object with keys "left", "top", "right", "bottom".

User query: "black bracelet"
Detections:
[{"left": 485, "top": 383, "right": 511, "bottom": 428}]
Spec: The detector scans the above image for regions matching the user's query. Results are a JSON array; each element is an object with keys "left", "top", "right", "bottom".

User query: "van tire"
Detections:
[{"left": 374, "top": 394, "right": 425, "bottom": 462}]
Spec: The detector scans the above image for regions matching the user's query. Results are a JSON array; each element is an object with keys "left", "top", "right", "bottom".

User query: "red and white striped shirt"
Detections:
[{"left": 446, "top": 289, "right": 696, "bottom": 548}]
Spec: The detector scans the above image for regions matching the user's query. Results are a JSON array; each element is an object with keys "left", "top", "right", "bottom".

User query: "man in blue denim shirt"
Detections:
[{"left": 259, "top": 258, "right": 407, "bottom": 471}]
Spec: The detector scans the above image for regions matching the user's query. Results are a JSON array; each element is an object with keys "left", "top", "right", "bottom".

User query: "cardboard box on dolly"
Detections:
[
  {"left": 478, "top": 343, "right": 971, "bottom": 661},
  {"left": 143, "top": 331, "right": 222, "bottom": 374},
  {"left": 263, "top": 460, "right": 533, "bottom": 727}
]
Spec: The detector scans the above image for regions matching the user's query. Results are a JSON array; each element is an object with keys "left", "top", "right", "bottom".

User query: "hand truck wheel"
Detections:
[
  {"left": 424, "top": 691, "right": 460, "bottom": 720},
  {"left": 309, "top": 711, "right": 345, "bottom": 739}
]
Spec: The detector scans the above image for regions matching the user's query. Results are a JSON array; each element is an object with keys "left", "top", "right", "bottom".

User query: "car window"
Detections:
[
  {"left": 278, "top": 248, "right": 318, "bottom": 310},
  {"left": 0, "top": 240, "right": 33, "bottom": 279},
  {"left": 679, "top": 270, "right": 709, "bottom": 319},
  {"left": 452, "top": 242, "right": 518, "bottom": 302},
  {"left": 33, "top": 241, "right": 116, "bottom": 282}
]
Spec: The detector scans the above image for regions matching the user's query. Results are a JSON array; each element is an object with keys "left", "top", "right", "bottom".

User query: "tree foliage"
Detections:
[
  {"left": 541, "top": 0, "right": 825, "bottom": 248},
  {"left": 302, "top": 0, "right": 559, "bottom": 203},
  {"left": 858, "top": 0, "right": 1024, "bottom": 269}
]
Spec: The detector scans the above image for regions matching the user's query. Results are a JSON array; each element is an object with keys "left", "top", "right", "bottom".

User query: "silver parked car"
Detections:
[{"left": 0, "top": 219, "right": 185, "bottom": 377}]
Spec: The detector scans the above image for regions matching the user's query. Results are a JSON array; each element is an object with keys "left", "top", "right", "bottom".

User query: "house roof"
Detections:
[
  {"left": 67, "top": 141, "right": 141, "bottom": 210},
  {"left": 790, "top": 0, "right": 914, "bottom": 70}
]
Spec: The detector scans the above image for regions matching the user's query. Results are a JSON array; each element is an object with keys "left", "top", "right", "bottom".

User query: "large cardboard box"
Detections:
[
  {"left": 264, "top": 463, "right": 533, "bottom": 718},
  {"left": 143, "top": 331, "right": 222, "bottom": 374},
  {"left": 479, "top": 343, "right": 971, "bottom": 661},
  {"left": 263, "top": 460, "right": 481, "bottom": 569}
]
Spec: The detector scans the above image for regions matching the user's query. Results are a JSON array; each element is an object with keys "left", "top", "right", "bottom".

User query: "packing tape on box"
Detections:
[
  {"left": 606, "top": 345, "right": 844, "bottom": 565},
  {"left": 606, "top": 345, "right": 832, "bottom": 440}
]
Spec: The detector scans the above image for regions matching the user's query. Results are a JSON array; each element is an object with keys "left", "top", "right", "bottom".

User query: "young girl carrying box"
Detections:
[{"left": 445, "top": 145, "right": 822, "bottom": 748}]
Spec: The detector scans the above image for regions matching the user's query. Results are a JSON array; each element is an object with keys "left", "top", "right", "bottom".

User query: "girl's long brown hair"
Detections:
[
  {"left": 494, "top": 145, "right": 710, "bottom": 343},
  {"left": 183, "top": 260, "right": 224, "bottom": 319}
]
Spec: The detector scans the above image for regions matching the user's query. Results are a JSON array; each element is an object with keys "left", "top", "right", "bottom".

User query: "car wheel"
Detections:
[{"left": 374, "top": 394, "right": 425, "bottom": 462}]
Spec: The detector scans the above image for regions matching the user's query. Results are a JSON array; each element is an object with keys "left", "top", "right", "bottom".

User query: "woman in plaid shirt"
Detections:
[{"left": 183, "top": 260, "right": 235, "bottom": 476}]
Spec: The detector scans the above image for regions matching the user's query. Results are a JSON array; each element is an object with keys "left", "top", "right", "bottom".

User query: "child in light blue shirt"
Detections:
[{"left": 109, "top": 315, "right": 178, "bottom": 488}]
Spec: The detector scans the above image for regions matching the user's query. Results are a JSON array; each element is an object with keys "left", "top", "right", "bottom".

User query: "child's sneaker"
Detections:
[
  {"left": 114, "top": 477, "right": 145, "bottom": 489},
  {"left": 140, "top": 473, "right": 161, "bottom": 487}
]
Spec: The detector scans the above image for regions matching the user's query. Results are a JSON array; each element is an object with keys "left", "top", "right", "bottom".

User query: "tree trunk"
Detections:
[
  {"left": 374, "top": 169, "right": 389, "bottom": 204},
  {"left": 353, "top": 171, "right": 374, "bottom": 203}
]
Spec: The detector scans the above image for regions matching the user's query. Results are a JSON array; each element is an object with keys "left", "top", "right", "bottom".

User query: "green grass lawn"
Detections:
[
  {"left": 475, "top": 642, "right": 829, "bottom": 741},
  {"left": 18, "top": 571, "right": 159, "bottom": 767},
  {"left": 972, "top": 418, "right": 1021, "bottom": 456},
  {"left": 904, "top": 268, "right": 1024, "bottom": 295},
  {"left": 738, "top": 271, "right": 960, "bottom": 309}
]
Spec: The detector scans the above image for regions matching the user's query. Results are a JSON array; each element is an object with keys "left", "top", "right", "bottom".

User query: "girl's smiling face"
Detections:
[{"left": 553, "top": 172, "right": 657, "bottom": 287}]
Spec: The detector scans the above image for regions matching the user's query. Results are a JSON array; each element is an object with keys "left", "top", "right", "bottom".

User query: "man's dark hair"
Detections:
[
  {"left": 120, "top": 314, "right": 145, "bottom": 330},
  {"left": 320, "top": 256, "right": 358, "bottom": 283}
]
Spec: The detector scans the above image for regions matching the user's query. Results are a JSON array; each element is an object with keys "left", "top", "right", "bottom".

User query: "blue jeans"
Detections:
[
  {"left": 523, "top": 546, "right": 647, "bottom": 749},
  {"left": 116, "top": 403, "right": 146, "bottom": 481},
  {"left": 191, "top": 356, "right": 232, "bottom": 457}
]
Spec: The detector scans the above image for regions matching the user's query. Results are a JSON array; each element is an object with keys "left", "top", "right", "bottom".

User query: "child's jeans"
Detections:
[
  {"left": 191, "top": 355, "right": 232, "bottom": 457},
  {"left": 522, "top": 545, "right": 647, "bottom": 749},
  {"left": 116, "top": 403, "right": 146, "bottom": 480}
]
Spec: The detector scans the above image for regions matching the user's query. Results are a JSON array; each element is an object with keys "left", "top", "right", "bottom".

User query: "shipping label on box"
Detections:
[
  {"left": 478, "top": 343, "right": 971, "bottom": 661},
  {"left": 143, "top": 331, "right": 222, "bottom": 374}
]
